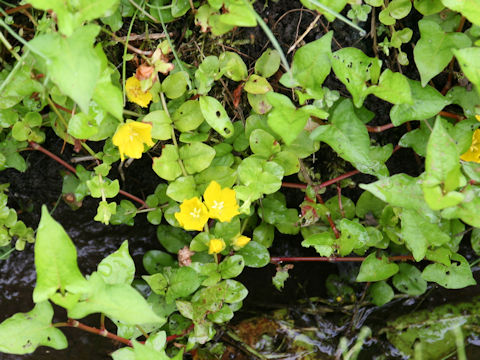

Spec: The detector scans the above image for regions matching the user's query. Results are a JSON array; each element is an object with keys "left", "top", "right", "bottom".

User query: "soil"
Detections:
[{"left": 1, "top": 1, "right": 479, "bottom": 359}]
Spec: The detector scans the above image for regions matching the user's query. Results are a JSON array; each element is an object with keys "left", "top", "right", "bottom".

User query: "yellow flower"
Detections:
[
  {"left": 476, "top": 115, "right": 480, "bottom": 121},
  {"left": 125, "top": 76, "right": 152, "bottom": 108},
  {"left": 112, "top": 120, "right": 155, "bottom": 161},
  {"left": 232, "top": 235, "right": 250, "bottom": 249},
  {"left": 460, "top": 129, "right": 480, "bottom": 163},
  {"left": 208, "top": 238, "right": 226, "bottom": 254},
  {"left": 203, "top": 181, "right": 240, "bottom": 222},
  {"left": 174, "top": 197, "right": 209, "bottom": 231}
]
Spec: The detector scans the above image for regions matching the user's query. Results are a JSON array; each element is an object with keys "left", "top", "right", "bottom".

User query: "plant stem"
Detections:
[
  {"left": 242, "top": 0, "right": 290, "bottom": 73},
  {"left": 304, "top": 0, "right": 366, "bottom": 36},
  {"left": 28, "top": 141, "right": 149, "bottom": 208},
  {"left": 270, "top": 255, "right": 415, "bottom": 263}
]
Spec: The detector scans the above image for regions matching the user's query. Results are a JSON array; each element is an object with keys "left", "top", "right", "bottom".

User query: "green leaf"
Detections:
[
  {"left": 330, "top": 47, "right": 381, "bottom": 107},
  {"left": 249, "top": 129, "right": 280, "bottom": 158},
  {"left": 368, "top": 281, "right": 394, "bottom": 306},
  {"left": 28, "top": 0, "right": 119, "bottom": 36},
  {"left": 266, "top": 92, "right": 311, "bottom": 145},
  {"left": 423, "top": 117, "right": 464, "bottom": 210},
  {"left": 166, "top": 175, "right": 198, "bottom": 202},
  {"left": 301, "top": 231, "right": 335, "bottom": 257},
  {"left": 387, "top": 0, "right": 412, "bottom": 19},
  {"left": 87, "top": 176, "right": 119, "bottom": 198},
  {"left": 441, "top": 186, "right": 480, "bottom": 227},
  {"left": 414, "top": 20, "right": 471, "bottom": 86},
  {"left": 33, "top": 206, "right": 88, "bottom": 303},
  {"left": 237, "top": 241, "right": 270, "bottom": 268},
  {"left": 244, "top": 75, "right": 272, "bottom": 94},
  {"left": 236, "top": 156, "right": 284, "bottom": 205},
  {"left": 311, "top": 99, "right": 392, "bottom": 176},
  {"left": 68, "top": 272, "right": 165, "bottom": 325},
  {"left": 453, "top": 47, "right": 480, "bottom": 92},
  {"left": 93, "top": 57, "right": 123, "bottom": 121},
  {"left": 179, "top": 142, "right": 216, "bottom": 174},
  {"left": 390, "top": 79, "right": 450, "bottom": 126},
  {"left": 0, "top": 302, "right": 67, "bottom": 354},
  {"left": 195, "top": 55, "right": 219, "bottom": 94},
  {"left": 162, "top": 71, "right": 189, "bottom": 99},
  {"left": 253, "top": 223, "right": 275, "bottom": 248},
  {"left": 414, "top": 0, "right": 444, "bottom": 15},
  {"left": 153, "top": 145, "right": 183, "bottom": 181},
  {"left": 360, "top": 174, "right": 430, "bottom": 213},
  {"left": 471, "top": 228, "right": 480, "bottom": 255},
  {"left": 393, "top": 263, "right": 427, "bottom": 296},
  {"left": 401, "top": 208, "right": 450, "bottom": 261},
  {"left": 255, "top": 49, "right": 281, "bottom": 78},
  {"left": 422, "top": 253, "right": 476, "bottom": 289},
  {"left": 94, "top": 200, "right": 116, "bottom": 225},
  {"left": 199, "top": 95, "right": 234, "bottom": 138},
  {"left": 156, "top": 224, "right": 192, "bottom": 253},
  {"left": 337, "top": 219, "right": 369, "bottom": 256},
  {"left": 356, "top": 253, "right": 399, "bottom": 282},
  {"left": 0, "top": 65, "right": 42, "bottom": 109},
  {"left": 166, "top": 267, "right": 202, "bottom": 303},
  {"left": 172, "top": 100, "right": 205, "bottom": 132},
  {"left": 281, "top": 32, "right": 333, "bottom": 99},
  {"left": 219, "top": 255, "right": 245, "bottom": 279},
  {"left": 143, "top": 110, "right": 172, "bottom": 141},
  {"left": 219, "top": 52, "right": 248, "bottom": 81},
  {"left": 367, "top": 69, "right": 413, "bottom": 105},
  {"left": 29, "top": 25, "right": 102, "bottom": 113},
  {"left": 441, "top": 0, "right": 480, "bottom": 26},
  {"left": 143, "top": 250, "right": 175, "bottom": 275},
  {"left": 97, "top": 240, "right": 135, "bottom": 285}
]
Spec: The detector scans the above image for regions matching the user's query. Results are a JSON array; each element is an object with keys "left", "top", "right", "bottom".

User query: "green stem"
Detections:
[
  {"left": 161, "top": 91, "right": 188, "bottom": 176},
  {"left": 155, "top": 6, "right": 192, "bottom": 90},
  {"left": 305, "top": 0, "right": 366, "bottom": 36},
  {"left": 123, "top": 109, "right": 143, "bottom": 117},
  {"left": 122, "top": 3, "right": 140, "bottom": 105},
  {"left": 0, "top": 17, "right": 47, "bottom": 59},
  {"left": 0, "top": 50, "right": 26, "bottom": 94},
  {"left": 0, "top": 30, "right": 21, "bottom": 61},
  {"left": 47, "top": 96, "right": 69, "bottom": 130},
  {"left": 241, "top": 0, "right": 290, "bottom": 73}
]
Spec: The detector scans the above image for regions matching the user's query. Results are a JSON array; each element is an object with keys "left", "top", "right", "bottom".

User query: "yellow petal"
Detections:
[
  {"left": 461, "top": 129, "right": 480, "bottom": 163},
  {"left": 174, "top": 197, "right": 209, "bottom": 231},
  {"left": 208, "top": 238, "right": 226, "bottom": 254},
  {"left": 125, "top": 76, "right": 153, "bottom": 108},
  {"left": 233, "top": 235, "right": 250, "bottom": 249},
  {"left": 204, "top": 181, "right": 239, "bottom": 223},
  {"left": 112, "top": 120, "right": 154, "bottom": 161}
]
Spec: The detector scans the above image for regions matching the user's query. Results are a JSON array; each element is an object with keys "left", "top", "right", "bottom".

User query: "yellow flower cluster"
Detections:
[
  {"left": 112, "top": 120, "right": 154, "bottom": 161},
  {"left": 125, "top": 76, "right": 152, "bottom": 108},
  {"left": 175, "top": 181, "right": 240, "bottom": 231}
]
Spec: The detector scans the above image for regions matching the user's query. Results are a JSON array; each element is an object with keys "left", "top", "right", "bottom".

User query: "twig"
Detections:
[
  {"left": 439, "top": 110, "right": 464, "bottom": 122},
  {"left": 288, "top": 14, "right": 321, "bottom": 54},
  {"left": 116, "top": 32, "right": 169, "bottom": 41}
]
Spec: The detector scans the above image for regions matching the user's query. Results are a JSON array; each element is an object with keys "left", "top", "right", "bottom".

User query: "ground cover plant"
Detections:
[{"left": 0, "top": 0, "right": 480, "bottom": 358}]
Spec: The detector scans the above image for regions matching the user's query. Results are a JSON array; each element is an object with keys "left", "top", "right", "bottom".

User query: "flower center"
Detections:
[
  {"left": 211, "top": 200, "right": 224, "bottom": 211},
  {"left": 189, "top": 207, "right": 201, "bottom": 218}
]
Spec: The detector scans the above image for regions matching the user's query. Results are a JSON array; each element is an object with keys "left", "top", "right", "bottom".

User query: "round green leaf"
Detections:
[{"left": 156, "top": 224, "right": 192, "bottom": 253}]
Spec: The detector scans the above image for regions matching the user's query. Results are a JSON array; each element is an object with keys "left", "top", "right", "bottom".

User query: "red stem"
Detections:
[
  {"left": 65, "top": 318, "right": 133, "bottom": 346},
  {"left": 439, "top": 110, "right": 464, "bottom": 122},
  {"left": 366, "top": 123, "right": 395, "bottom": 132},
  {"left": 282, "top": 169, "right": 360, "bottom": 191},
  {"left": 166, "top": 323, "right": 194, "bottom": 342},
  {"left": 28, "top": 141, "right": 148, "bottom": 208},
  {"left": 270, "top": 255, "right": 415, "bottom": 263}
]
